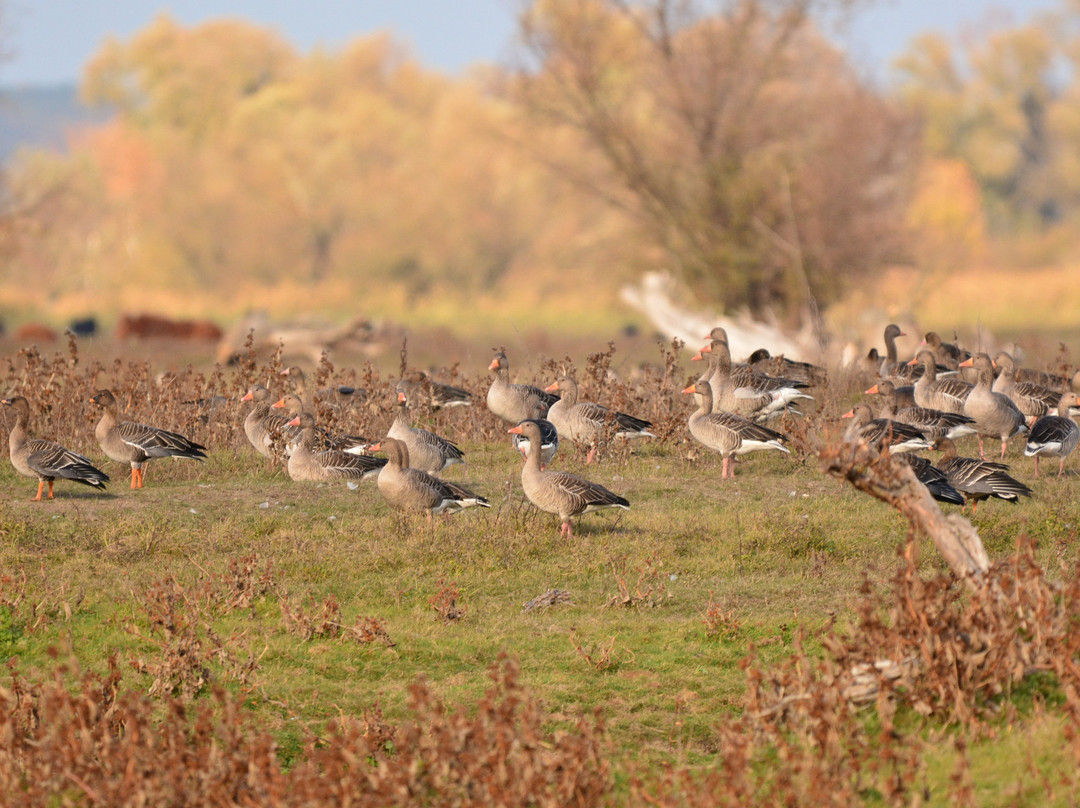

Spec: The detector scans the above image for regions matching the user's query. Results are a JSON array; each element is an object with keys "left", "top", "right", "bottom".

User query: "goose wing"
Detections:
[
  {"left": 25, "top": 438, "right": 109, "bottom": 487},
  {"left": 117, "top": 421, "right": 207, "bottom": 459}
]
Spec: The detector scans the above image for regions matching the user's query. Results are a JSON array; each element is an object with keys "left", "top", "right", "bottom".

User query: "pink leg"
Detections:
[
  {"left": 1059, "top": 458, "right": 1066, "bottom": 478},
  {"left": 586, "top": 446, "right": 596, "bottom": 464},
  {"left": 977, "top": 435, "right": 985, "bottom": 460},
  {"left": 1034, "top": 456, "right": 1041, "bottom": 479},
  {"left": 1000, "top": 438, "right": 1007, "bottom": 459}
]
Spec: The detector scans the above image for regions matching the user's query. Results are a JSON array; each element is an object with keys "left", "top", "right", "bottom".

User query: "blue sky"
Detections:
[{"left": 0, "top": 0, "right": 1062, "bottom": 87}]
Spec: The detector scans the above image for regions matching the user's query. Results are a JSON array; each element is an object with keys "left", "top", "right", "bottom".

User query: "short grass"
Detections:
[{"left": 2, "top": 413, "right": 1080, "bottom": 799}]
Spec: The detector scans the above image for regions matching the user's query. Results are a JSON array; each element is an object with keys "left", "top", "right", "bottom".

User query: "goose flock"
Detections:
[{"left": 4, "top": 325, "right": 1080, "bottom": 534}]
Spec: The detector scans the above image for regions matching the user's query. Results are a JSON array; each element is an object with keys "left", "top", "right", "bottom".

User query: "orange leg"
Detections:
[
  {"left": 33, "top": 480, "right": 45, "bottom": 501},
  {"left": 47, "top": 480, "right": 54, "bottom": 499},
  {"left": 130, "top": 468, "right": 138, "bottom": 489}
]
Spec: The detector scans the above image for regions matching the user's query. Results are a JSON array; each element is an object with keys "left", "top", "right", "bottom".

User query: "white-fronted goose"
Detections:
[
  {"left": 387, "top": 392, "right": 464, "bottom": 474},
  {"left": 867, "top": 380, "right": 975, "bottom": 442},
  {"left": 910, "top": 349, "right": 972, "bottom": 414},
  {"left": 284, "top": 413, "right": 386, "bottom": 482},
  {"left": 1025, "top": 392, "right": 1080, "bottom": 478},
  {"left": 510, "top": 418, "right": 559, "bottom": 469},
  {"left": 507, "top": 420, "right": 629, "bottom": 537},
  {"left": 270, "top": 394, "right": 370, "bottom": 455},
  {"left": 936, "top": 438, "right": 1032, "bottom": 512},
  {"left": 746, "top": 348, "right": 826, "bottom": 385},
  {"left": 991, "top": 352, "right": 1059, "bottom": 420},
  {"left": 544, "top": 376, "right": 653, "bottom": 463},
  {"left": 241, "top": 384, "right": 293, "bottom": 458},
  {"left": 370, "top": 437, "right": 489, "bottom": 518},
  {"left": 959, "top": 353, "right": 1028, "bottom": 459},
  {"left": 683, "top": 380, "right": 789, "bottom": 478},
  {"left": 89, "top": 389, "right": 207, "bottom": 488},
  {"left": 694, "top": 339, "right": 812, "bottom": 421},
  {"left": 2, "top": 396, "right": 109, "bottom": 500},
  {"left": 841, "top": 403, "right": 933, "bottom": 454},
  {"left": 398, "top": 370, "right": 472, "bottom": 409},
  {"left": 486, "top": 351, "right": 559, "bottom": 424}
]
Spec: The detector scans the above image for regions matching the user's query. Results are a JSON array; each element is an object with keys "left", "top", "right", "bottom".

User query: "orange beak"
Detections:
[
  {"left": 369, "top": 441, "right": 383, "bottom": 452},
  {"left": 397, "top": 391, "right": 406, "bottom": 402},
  {"left": 700, "top": 343, "right": 713, "bottom": 353},
  {"left": 958, "top": 357, "right": 973, "bottom": 368},
  {"left": 279, "top": 368, "right": 290, "bottom": 376},
  {"left": 271, "top": 398, "right": 286, "bottom": 408},
  {"left": 865, "top": 384, "right": 879, "bottom": 395},
  {"left": 241, "top": 391, "right": 254, "bottom": 402},
  {"left": 691, "top": 352, "right": 703, "bottom": 362},
  {"left": 488, "top": 358, "right": 500, "bottom": 371},
  {"left": 681, "top": 384, "right": 696, "bottom": 394},
  {"left": 508, "top": 425, "right": 524, "bottom": 435},
  {"left": 841, "top": 409, "right": 854, "bottom": 418},
  {"left": 906, "top": 357, "right": 918, "bottom": 366},
  {"left": 544, "top": 381, "right": 559, "bottom": 393},
  {"left": 286, "top": 415, "right": 301, "bottom": 427}
]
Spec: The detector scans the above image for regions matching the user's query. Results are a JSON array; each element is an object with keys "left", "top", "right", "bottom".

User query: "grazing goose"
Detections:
[
  {"left": 241, "top": 384, "right": 292, "bottom": 458},
  {"left": 683, "top": 380, "right": 789, "bottom": 478},
  {"left": 507, "top": 420, "right": 629, "bottom": 537},
  {"left": 891, "top": 453, "right": 966, "bottom": 506},
  {"left": 89, "top": 389, "right": 207, "bottom": 488},
  {"left": 746, "top": 348, "right": 826, "bottom": 386},
  {"left": 1025, "top": 392, "right": 1080, "bottom": 478},
  {"left": 841, "top": 403, "right": 934, "bottom": 454},
  {"left": 510, "top": 418, "right": 559, "bottom": 469},
  {"left": 387, "top": 392, "right": 464, "bottom": 474},
  {"left": 959, "top": 354, "right": 1028, "bottom": 459},
  {"left": 936, "top": 438, "right": 1032, "bottom": 512},
  {"left": 544, "top": 376, "right": 654, "bottom": 463},
  {"left": 2, "top": 396, "right": 109, "bottom": 500},
  {"left": 397, "top": 370, "right": 472, "bottom": 409},
  {"left": 370, "top": 437, "right": 488, "bottom": 518},
  {"left": 486, "top": 351, "right": 559, "bottom": 424},
  {"left": 867, "top": 380, "right": 975, "bottom": 442},
  {"left": 991, "top": 352, "right": 1059, "bottom": 420},
  {"left": 284, "top": 413, "right": 386, "bottom": 482},
  {"left": 922, "top": 331, "right": 969, "bottom": 370},
  {"left": 694, "top": 339, "right": 812, "bottom": 421},
  {"left": 910, "top": 349, "right": 973, "bottom": 414},
  {"left": 270, "top": 394, "right": 370, "bottom": 455}
]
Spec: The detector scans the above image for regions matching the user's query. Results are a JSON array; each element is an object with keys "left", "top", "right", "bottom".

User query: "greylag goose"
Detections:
[
  {"left": 910, "top": 349, "right": 973, "bottom": 414},
  {"left": 867, "top": 380, "right": 975, "bottom": 442},
  {"left": 89, "top": 389, "right": 207, "bottom": 488},
  {"left": 241, "top": 384, "right": 293, "bottom": 458},
  {"left": 370, "top": 437, "right": 489, "bottom": 518},
  {"left": 746, "top": 348, "right": 826, "bottom": 386},
  {"left": 507, "top": 420, "right": 629, "bottom": 537},
  {"left": 398, "top": 370, "right": 472, "bottom": 409},
  {"left": 921, "top": 331, "right": 969, "bottom": 370},
  {"left": 387, "top": 392, "right": 464, "bottom": 474},
  {"left": 882, "top": 325, "right": 953, "bottom": 383},
  {"left": 864, "top": 380, "right": 916, "bottom": 410},
  {"left": 270, "top": 394, "right": 370, "bottom": 455},
  {"left": 891, "top": 453, "right": 966, "bottom": 506},
  {"left": 284, "top": 413, "right": 386, "bottom": 482},
  {"left": 936, "top": 438, "right": 1032, "bottom": 512},
  {"left": 486, "top": 351, "right": 559, "bottom": 424},
  {"left": 544, "top": 376, "right": 653, "bottom": 463},
  {"left": 991, "top": 352, "right": 1059, "bottom": 420},
  {"left": 694, "top": 339, "right": 812, "bottom": 421},
  {"left": 510, "top": 418, "right": 559, "bottom": 469},
  {"left": 2, "top": 396, "right": 109, "bottom": 499},
  {"left": 683, "top": 380, "right": 789, "bottom": 478},
  {"left": 280, "top": 366, "right": 365, "bottom": 413},
  {"left": 841, "top": 403, "right": 934, "bottom": 454},
  {"left": 1024, "top": 392, "right": 1080, "bottom": 478},
  {"left": 959, "top": 353, "right": 1028, "bottom": 459}
]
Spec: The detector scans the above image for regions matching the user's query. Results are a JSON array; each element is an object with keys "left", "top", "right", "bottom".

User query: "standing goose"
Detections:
[
  {"left": 880, "top": 324, "right": 914, "bottom": 379},
  {"left": 864, "top": 380, "right": 917, "bottom": 410},
  {"left": 507, "top": 420, "right": 629, "bottom": 537},
  {"left": 89, "top": 389, "right": 207, "bottom": 488},
  {"left": 270, "top": 394, "right": 370, "bottom": 455},
  {"left": 510, "top": 418, "right": 559, "bottom": 469},
  {"left": 241, "top": 384, "right": 292, "bottom": 458},
  {"left": 398, "top": 370, "right": 472, "bottom": 409},
  {"left": 936, "top": 438, "right": 1032, "bottom": 512},
  {"left": 909, "top": 349, "right": 973, "bottom": 414},
  {"left": 867, "top": 380, "right": 975, "bottom": 442},
  {"left": 370, "top": 437, "right": 488, "bottom": 518},
  {"left": 284, "top": 413, "right": 386, "bottom": 482},
  {"left": 387, "top": 391, "right": 465, "bottom": 474},
  {"left": 486, "top": 351, "right": 559, "bottom": 424},
  {"left": 694, "top": 339, "right": 812, "bottom": 420},
  {"left": 959, "top": 353, "right": 1028, "bottom": 459},
  {"left": 2, "top": 396, "right": 109, "bottom": 500},
  {"left": 841, "top": 403, "right": 934, "bottom": 454},
  {"left": 544, "top": 376, "right": 654, "bottom": 463},
  {"left": 683, "top": 380, "right": 790, "bottom": 479},
  {"left": 991, "top": 352, "right": 1059, "bottom": 420},
  {"left": 1025, "top": 392, "right": 1080, "bottom": 478}
]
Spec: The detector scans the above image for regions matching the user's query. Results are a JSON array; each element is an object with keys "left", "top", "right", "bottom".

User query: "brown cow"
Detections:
[
  {"left": 14, "top": 323, "right": 58, "bottom": 342},
  {"left": 115, "top": 314, "right": 223, "bottom": 342}
]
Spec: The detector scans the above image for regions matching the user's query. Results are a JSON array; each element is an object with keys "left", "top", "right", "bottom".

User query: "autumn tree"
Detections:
[{"left": 511, "top": 0, "right": 916, "bottom": 322}]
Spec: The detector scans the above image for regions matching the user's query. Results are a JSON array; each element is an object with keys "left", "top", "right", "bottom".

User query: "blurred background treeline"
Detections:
[{"left": 2, "top": 0, "right": 1080, "bottom": 342}]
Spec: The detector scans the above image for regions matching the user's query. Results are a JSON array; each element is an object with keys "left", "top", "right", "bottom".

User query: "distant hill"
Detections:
[{"left": 0, "top": 84, "right": 112, "bottom": 161}]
